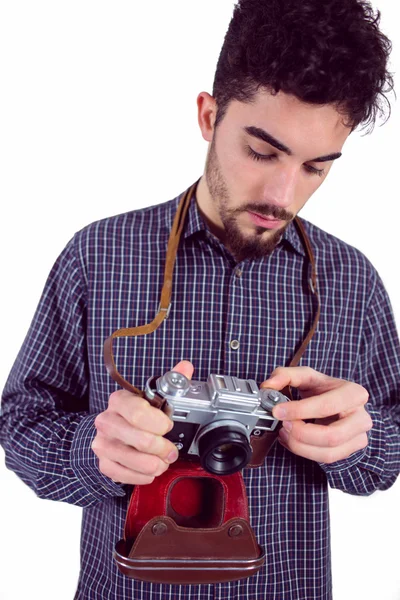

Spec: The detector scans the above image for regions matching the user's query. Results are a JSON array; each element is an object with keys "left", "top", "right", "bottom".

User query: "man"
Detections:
[{"left": 1, "top": 0, "right": 399, "bottom": 599}]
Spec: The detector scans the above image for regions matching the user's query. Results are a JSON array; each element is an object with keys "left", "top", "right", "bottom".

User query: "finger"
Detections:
[
  {"left": 270, "top": 383, "right": 368, "bottom": 421},
  {"left": 278, "top": 429, "right": 369, "bottom": 464},
  {"left": 95, "top": 456, "right": 163, "bottom": 486},
  {"left": 172, "top": 360, "right": 194, "bottom": 380},
  {"left": 92, "top": 434, "right": 172, "bottom": 476},
  {"left": 94, "top": 411, "right": 179, "bottom": 462},
  {"left": 283, "top": 409, "right": 373, "bottom": 448},
  {"left": 107, "top": 392, "right": 174, "bottom": 435},
  {"left": 262, "top": 366, "right": 341, "bottom": 396}
]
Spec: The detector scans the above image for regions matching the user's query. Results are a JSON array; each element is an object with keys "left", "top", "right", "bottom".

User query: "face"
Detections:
[{"left": 198, "top": 89, "right": 351, "bottom": 262}]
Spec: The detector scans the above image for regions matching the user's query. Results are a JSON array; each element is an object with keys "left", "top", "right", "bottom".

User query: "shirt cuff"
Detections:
[
  {"left": 70, "top": 413, "right": 126, "bottom": 501},
  {"left": 318, "top": 406, "right": 386, "bottom": 476}
]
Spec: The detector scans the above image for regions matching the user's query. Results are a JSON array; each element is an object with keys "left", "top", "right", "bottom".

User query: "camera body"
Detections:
[{"left": 145, "top": 371, "right": 288, "bottom": 475}]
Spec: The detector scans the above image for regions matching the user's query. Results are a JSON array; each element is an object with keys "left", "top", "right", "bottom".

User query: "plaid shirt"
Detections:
[{"left": 1, "top": 184, "right": 400, "bottom": 600}]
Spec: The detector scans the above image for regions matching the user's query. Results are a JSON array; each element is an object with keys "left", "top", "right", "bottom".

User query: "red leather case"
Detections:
[{"left": 114, "top": 460, "right": 265, "bottom": 584}]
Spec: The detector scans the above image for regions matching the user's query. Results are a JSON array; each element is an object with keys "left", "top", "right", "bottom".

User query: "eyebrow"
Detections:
[{"left": 244, "top": 126, "right": 342, "bottom": 163}]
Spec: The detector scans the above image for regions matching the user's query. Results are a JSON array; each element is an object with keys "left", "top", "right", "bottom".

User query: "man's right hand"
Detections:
[{"left": 91, "top": 360, "right": 194, "bottom": 485}]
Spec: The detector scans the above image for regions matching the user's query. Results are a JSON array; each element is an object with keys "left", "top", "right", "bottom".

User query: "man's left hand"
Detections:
[{"left": 261, "top": 367, "right": 373, "bottom": 464}]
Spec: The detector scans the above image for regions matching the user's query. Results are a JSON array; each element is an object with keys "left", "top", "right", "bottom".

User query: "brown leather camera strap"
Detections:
[
  {"left": 103, "top": 180, "right": 198, "bottom": 399},
  {"left": 103, "top": 180, "right": 321, "bottom": 402}
]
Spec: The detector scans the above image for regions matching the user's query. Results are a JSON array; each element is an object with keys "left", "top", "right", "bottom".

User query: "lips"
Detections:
[{"left": 247, "top": 211, "right": 286, "bottom": 230}]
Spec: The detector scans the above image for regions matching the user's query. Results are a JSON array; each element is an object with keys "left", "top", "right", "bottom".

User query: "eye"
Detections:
[
  {"left": 246, "top": 144, "right": 325, "bottom": 177},
  {"left": 304, "top": 164, "right": 325, "bottom": 177},
  {"left": 245, "top": 145, "right": 276, "bottom": 162}
]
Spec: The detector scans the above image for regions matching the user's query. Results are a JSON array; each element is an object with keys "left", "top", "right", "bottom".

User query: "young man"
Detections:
[{"left": 1, "top": 1, "right": 399, "bottom": 599}]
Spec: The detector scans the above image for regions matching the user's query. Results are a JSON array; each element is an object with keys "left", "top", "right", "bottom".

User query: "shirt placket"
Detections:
[{"left": 223, "top": 264, "right": 245, "bottom": 378}]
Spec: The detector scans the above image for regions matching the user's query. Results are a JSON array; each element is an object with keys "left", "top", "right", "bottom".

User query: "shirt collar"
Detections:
[
  {"left": 281, "top": 219, "right": 307, "bottom": 257},
  {"left": 182, "top": 186, "right": 208, "bottom": 239},
  {"left": 171, "top": 184, "right": 306, "bottom": 258}
]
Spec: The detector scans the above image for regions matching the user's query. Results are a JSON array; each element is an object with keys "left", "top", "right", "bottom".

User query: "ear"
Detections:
[{"left": 197, "top": 92, "right": 217, "bottom": 142}]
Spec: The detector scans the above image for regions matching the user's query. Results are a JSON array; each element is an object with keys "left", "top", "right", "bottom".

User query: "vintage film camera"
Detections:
[
  {"left": 114, "top": 371, "right": 288, "bottom": 583},
  {"left": 145, "top": 371, "right": 289, "bottom": 475}
]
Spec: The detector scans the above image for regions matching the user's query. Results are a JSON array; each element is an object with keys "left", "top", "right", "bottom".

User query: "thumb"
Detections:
[
  {"left": 261, "top": 366, "right": 339, "bottom": 395},
  {"left": 171, "top": 360, "right": 194, "bottom": 381}
]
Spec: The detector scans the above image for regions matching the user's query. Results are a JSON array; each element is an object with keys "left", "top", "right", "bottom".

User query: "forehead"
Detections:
[{"left": 224, "top": 89, "right": 351, "bottom": 156}]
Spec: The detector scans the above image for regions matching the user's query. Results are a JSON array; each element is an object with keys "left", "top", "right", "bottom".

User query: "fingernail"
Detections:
[
  {"left": 273, "top": 405, "right": 287, "bottom": 419},
  {"left": 279, "top": 428, "right": 289, "bottom": 443},
  {"left": 283, "top": 420, "right": 292, "bottom": 431},
  {"left": 167, "top": 449, "right": 179, "bottom": 463}
]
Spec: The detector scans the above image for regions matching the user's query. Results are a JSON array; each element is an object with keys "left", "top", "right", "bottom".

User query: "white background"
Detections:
[{"left": 0, "top": 1, "right": 399, "bottom": 599}]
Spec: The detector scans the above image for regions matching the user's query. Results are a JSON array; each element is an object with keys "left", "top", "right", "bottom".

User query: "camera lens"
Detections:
[
  {"left": 198, "top": 425, "right": 252, "bottom": 475},
  {"left": 213, "top": 443, "right": 235, "bottom": 460}
]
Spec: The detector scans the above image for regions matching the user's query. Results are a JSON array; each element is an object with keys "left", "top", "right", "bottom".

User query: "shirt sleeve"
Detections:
[
  {"left": 318, "top": 269, "right": 400, "bottom": 495},
  {"left": 0, "top": 236, "right": 126, "bottom": 507}
]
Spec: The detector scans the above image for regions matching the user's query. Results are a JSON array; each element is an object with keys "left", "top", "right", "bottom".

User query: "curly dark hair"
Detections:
[{"left": 212, "top": 0, "right": 394, "bottom": 132}]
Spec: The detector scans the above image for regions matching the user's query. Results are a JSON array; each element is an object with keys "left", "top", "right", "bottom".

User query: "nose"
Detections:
[{"left": 262, "top": 164, "right": 298, "bottom": 209}]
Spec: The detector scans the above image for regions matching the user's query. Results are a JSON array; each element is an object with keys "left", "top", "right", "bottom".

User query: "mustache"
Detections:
[{"left": 234, "top": 203, "right": 293, "bottom": 222}]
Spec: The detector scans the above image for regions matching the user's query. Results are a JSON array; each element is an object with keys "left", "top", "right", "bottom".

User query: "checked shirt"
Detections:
[{"left": 1, "top": 183, "right": 400, "bottom": 599}]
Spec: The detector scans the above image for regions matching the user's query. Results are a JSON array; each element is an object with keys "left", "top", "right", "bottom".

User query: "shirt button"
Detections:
[
  {"left": 235, "top": 268, "right": 243, "bottom": 278},
  {"left": 230, "top": 340, "right": 240, "bottom": 350}
]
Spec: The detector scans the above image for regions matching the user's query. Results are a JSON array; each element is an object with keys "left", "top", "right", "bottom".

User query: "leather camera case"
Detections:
[{"left": 114, "top": 460, "right": 265, "bottom": 584}]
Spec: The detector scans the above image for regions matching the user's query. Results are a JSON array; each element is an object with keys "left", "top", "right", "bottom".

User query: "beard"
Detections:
[{"left": 204, "top": 136, "right": 293, "bottom": 262}]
